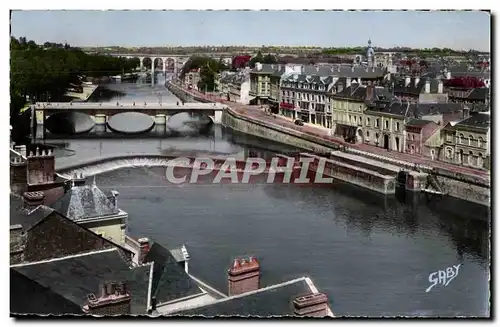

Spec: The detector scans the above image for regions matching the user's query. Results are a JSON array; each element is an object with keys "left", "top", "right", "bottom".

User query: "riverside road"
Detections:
[
  {"left": 184, "top": 86, "right": 489, "bottom": 180},
  {"left": 47, "top": 77, "right": 489, "bottom": 317}
]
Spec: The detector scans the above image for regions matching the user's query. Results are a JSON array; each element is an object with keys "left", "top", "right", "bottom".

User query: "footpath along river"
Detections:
[{"left": 48, "top": 77, "right": 490, "bottom": 317}]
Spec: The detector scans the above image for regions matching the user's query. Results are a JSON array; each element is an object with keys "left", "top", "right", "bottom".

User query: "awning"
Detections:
[{"left": 280, "top": 102, "right": 295, "bottom": 109}]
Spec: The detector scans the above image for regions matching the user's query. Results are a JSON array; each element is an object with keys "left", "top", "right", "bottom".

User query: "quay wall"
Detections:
[{"left": 133, "top": 83, "right": 491, "bottom": 205}]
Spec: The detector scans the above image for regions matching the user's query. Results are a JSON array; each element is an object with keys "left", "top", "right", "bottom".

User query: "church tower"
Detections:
[{"left": 366, "top": 38, "right": 375, "bottom": 67}]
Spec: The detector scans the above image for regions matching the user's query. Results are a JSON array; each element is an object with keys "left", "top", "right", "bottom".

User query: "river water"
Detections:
[{"left": 46, "top": 77, "right": 490, "bottom": 317}]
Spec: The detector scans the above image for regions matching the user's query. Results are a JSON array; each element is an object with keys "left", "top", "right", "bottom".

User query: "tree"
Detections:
[
  {"left": 10, "top": 36, "right": 139, "bottom": 116},
  {"left": 248, "top": 51, "right": 277, "bottom": 68}
]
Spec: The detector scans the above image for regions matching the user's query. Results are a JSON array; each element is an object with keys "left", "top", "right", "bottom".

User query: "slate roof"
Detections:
[
  {"left": 303, "top": 65, "right": 386, "bottom": 79},
  {"left": 365, "top": 100, "right": 411, "bottom": 117},
  {"left": 51, "top": 184, "right": 119, "bottom": 221},
  {"left": 334, "top": 84, "right": 395, "bottom": 102},
  {"left": 467, "top": 87, "right": 489, "bottom": 101},
  {"left": 393, "top": 77, "right": 441, "bottom": 96},
  {"left": 455, "top": 113, "right": 490, "bottom": 130},
  {"left": 413, "top": 103, "right": 466, "bottom": 117},
  {"left": 406, "top": 119, "right": 434, "bottom": 128},
  {"left": 143, "top": 242, "right": 202, "bottom": 306},
  {"left": 11, "top": 269, "right": 83, "bottom": 315},
  {"left": 220, "top": 71, "right": 249, "bottom": 85},
  {"left": 174, "top": 277, "right": 319, "bottom": 317},
  {"left": 10, "top": 194, "right": 55, "bottom": 231},
  {"left": 281, "top": 73, "right": 337, "bottom": 87},
  {"left": 11, "top": 248, "right": 152, "bottom": 315},
  {"left": 251, "top": 63, "right": 279, "bottom": 74}
]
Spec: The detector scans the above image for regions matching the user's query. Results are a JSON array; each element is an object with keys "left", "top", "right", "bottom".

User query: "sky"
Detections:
[{"left": 10, "top": 10, "right": 491, "bottom": 51}]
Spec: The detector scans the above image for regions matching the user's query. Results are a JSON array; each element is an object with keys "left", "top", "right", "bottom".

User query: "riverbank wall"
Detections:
[
  {"left": 165, "top": 82, "right": 491, "bottom": 206},
  {"left": 65, "top": 84, "right": 99, "bottom": 102}
]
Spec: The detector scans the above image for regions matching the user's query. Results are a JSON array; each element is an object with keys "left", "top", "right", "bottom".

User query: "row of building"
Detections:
[
  {"left": 186, "top": 41, "right": 490, "bottom": 170},
  {"left": 9, "top": 145, "right": 334, "bottom": 317}
]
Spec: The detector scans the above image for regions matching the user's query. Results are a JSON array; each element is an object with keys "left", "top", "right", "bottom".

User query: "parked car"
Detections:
[{"left": 294, "top": 119, "right": 304, "bottom": 126}]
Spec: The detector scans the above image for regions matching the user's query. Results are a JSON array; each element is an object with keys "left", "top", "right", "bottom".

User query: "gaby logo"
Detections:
[
  {"left": 164, "top": 156, "right": 335, "bottom": 184},
  {"left": 426, "top": 264, "right": 461, "bottom": 293}
]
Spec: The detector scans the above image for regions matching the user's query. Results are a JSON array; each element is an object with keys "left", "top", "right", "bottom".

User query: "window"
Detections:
[
  {"left": 445, "top": 147, "right": 453, "bottom": 159},
  {"left": 385, "top": 120, "right": 389, "bottom": 130},
  {"left": 375, "top": 119, "right": 380, "bottom": 128},
  {"left": 366, "top": 117, "right": 371, "bottom": 126},
  {"left": 359, "top": 117, "right": 362, "bottom": 124},
  {"left": 396, "top": 122, "right": 400, "bottom": 131},
  {"left": 458, "top": 133, "right": 464, "bottom": 144},
  {"left": 478, "top": 137, "right": 484, "bottom": 148},
  {"left": 469, "top": 135, "right": 474, "bottom": 146},
  {"left": 468, "top": 151, "right": 474, "bottom": 165},
  {"left": 366, "top": 131, "right": 370, "bottom": 138}
]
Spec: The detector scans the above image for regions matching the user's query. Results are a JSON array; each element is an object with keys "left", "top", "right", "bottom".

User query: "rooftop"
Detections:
[
  {"left": 455, "top": 113, "right": 490, "bottom": 129},
  {"left": 50, "top": 182, "right": 122, "bottom": 221},
  {"left": 143, "top": 242, "right": 203, "bottom": 306},
  {"left": 172, "top": 277, "right": 332, "bottom": 317},
  {"left": 11, "top": 248, "right": 152, "bottom": 315}
]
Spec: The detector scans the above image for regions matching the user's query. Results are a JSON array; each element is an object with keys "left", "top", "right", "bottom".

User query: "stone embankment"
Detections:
[{"left": 165, "top": 82, "right": 492, "bottom": 206}]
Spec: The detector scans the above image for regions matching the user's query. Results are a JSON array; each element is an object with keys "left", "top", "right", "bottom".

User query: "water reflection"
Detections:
[{"left": 263, "top": 182, "right": 488, "bottom": 262}]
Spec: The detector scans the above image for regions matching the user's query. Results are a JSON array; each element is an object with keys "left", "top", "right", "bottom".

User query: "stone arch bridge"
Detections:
[
  {"left": 105, "top": 53, "right": 234, "bottom": 75},
  {"left": 31, "top": 102, "right": 227, "bottom": 138}
]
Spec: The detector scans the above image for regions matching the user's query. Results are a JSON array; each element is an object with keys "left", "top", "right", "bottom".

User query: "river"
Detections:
[{"left": 44, "top": 77, "right": 490, "bottom": 317}]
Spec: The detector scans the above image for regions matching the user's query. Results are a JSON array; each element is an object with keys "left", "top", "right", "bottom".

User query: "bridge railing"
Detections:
[{"left": 32, "top": 102, "right": 228, "bottom": 110}]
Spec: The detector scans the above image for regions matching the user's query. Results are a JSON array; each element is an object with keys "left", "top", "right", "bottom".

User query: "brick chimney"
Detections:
[
  {"left": 228, "top": 256, "right": 260, "bottom": 296},
  {"left": 293, "top": 293, "right": 329, "bottom": 317},
  {"left": 10, "top": 156, "right": 27, "bottom": 184},
  {"left": 26, "top": 148, "right": 55, "bottom": 186},
  {"left": 138, "top": 238, "right": 151, "bottom": 264},
  {"left": 82, "top": 281, "right": 131, "bottom": 315},
  {"left": 365, "top": 84, "right": 374, "bottom": 103},
  {"left": 23, "top": 191, "right": 45, "bottom": 210},
  {"left": 70, "top": 173, "right": 86, "bottom": 187},
  {"left": 424, "top": 80, "right": 431, "bottom": 94}
]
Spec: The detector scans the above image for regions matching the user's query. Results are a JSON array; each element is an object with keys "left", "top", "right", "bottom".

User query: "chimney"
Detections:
[
  {"left": 414, "top": 77, "right": 420, "bottom": 87},
  {"left": 293, "top": 293, "right": 329, "bottom": 317},
  {"left": 82, "top": 281, "right": 131, "bottom": 316},
  {"left": 108, "top": 190, "right": 120, "bottom": 210},
  {"left": 10, "top": 156, "right": 27, "bottom": 185},
  {"left": 26, "top": 147, "right": 55, "bottom": 186},
  {"left": 438, "top": 80, "right": 443, "bottom": 94},
  {"left": 365, "top": 84, "right": 374, "bottom": 103},
  {"left": 425, "top": 80, "right": 431, "bottom": 94},
  {"left": 138, "top": 238, "right": 151, "bottom": 264},
  {"left": 14, "top": 145, "right": 27, "bottom": 158},
  {"left": 72, "top": 173, "right": 86, "bottom": 187},
  {"left": 405, "top": 76, "right": 411, "bottom": 87},
  {"left": 23, "top": 191, "right": 45, "bottom": 210},
  {"left": 228, "top": 256, "right": 260, "bottom": 296}
]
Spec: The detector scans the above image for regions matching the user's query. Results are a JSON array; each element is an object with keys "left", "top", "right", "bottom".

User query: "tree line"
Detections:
[{"left": 10, "top": 37, "right": 140, "bottom": 119}]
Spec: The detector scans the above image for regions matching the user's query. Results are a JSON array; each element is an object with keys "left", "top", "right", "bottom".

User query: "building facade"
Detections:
[
  {"left": 451, "top": 113, "right": 490, "bottom": 169},
  {"left": 363, "top": 100, "right": 410, "bottom": 151},
  {"left": 279, "top": 72, "right": 337, "bottom": 129}
]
